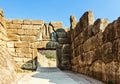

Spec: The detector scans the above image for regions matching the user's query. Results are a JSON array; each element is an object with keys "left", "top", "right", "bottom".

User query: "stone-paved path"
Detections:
[{"left": 18, "top": 67, "right": 104, "bottom": 84}]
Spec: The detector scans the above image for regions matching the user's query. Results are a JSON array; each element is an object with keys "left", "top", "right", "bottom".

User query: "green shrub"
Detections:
[
  {"left": 46, "top": 55, "right": 56, "bottom": 60},
  {"left": 107, "top": 80, "right": 114, "bottom": 84}
]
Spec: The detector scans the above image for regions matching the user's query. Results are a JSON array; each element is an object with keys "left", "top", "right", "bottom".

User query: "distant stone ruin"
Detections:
[{"left": 0, "top": 8, "right": 120, "bottom": 84}]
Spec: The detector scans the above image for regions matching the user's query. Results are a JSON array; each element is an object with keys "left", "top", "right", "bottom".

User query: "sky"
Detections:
[{"left": 0, "top": 0, "right": 120, "bottom": 27}]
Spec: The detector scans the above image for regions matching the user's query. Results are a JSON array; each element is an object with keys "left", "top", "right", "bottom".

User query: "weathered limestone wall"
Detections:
[
  {"left": 6, "top": 18, "right": 71, "bottom": 71},
  {"left": 0, "top": 8, "right": 71, "bottom": 84},
  {"left": 70, "top": 11, "right": 120, "bottom": 83},
  {"left": 0, "top": 9, "right": 17, "bottom": 84},
  {"left": 6, "top": 19, "right": 45, "bottom": 71}
]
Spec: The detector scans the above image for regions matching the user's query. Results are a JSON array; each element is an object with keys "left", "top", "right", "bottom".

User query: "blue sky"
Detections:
[{"left": 0, "top": 0, "right": 120, "bottom": 27}]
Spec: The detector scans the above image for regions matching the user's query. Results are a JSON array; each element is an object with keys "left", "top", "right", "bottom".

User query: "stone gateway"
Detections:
[{"left": 0, "top": 8, "right": 120, "bottom": 84}]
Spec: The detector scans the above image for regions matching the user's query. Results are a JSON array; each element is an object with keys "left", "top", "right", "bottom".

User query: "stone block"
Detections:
[
  {"left": 78, "top": 55, "right": 85, "bottom": 68},
  {"left": 13, "top": 57, "right": 24, "bottom": 63},
  {"left": 71, "top": 57, "right": 78, "bottom": 65},
  {"left": 73, "top": 27, "right": 79, "bottom": 37},
  {"left": 105, "top": 61, "right": 119, "bottom": 83},
  {"left": 79, "top": 45, "right": 84, "bottom": 55},
  {"left": 79, "top": 11, "right": 94, "bottom": 32},
  {"left": 33, "top": 25, "right": 43, "bottom": 29},
  {"left": 70, "top": 31, "right": 74, "bottom": 42},
  {"left": 22, "top": 25, "right": 33, "bottom": 29},
  {"left": 13, "top": 19, "right": 23, "bottom": 24},
  {"left": 94, "top": 47, "right": 102, "bottom": 60},
  {"left": 31, "top": 41, "right": 49, "bottom": 48},
  {"left": 7, "top": 29, "right": 18, "bottom": 34},
  {"left": 89, "top": 60, "right": 105, "bottom": 80},
  {"left": 94, "top": 31, "right": 103, "bottom": 47},
  {"left": 62, "top": 54, "right": 70, "bottom": 60},
  {"left": 0, "top": 16, "right": 5, "bottom": 27},
  {"left": 15, "top": 48, "right": 32, "bottom": 54},
  {"left": 74, "top": 47, "right": 80, "bottom": 57},
  {"left": 92, "top": 19, "right": 109, "bottom": 35},
  {"left": 0, "top": 25, "right": 6, "bottom": 35},
  {"left": 17, "top": 53, "right": 32, "bottom": 58},
  {"left": 21, "top": 61, "right": 36, "bottom": 70},
  {"left": 78, "top": 66, "right": 89, "bottom": 75},
  {"left": 7, "top": 42, "right": 14, "bottom": 48},
  {"left": 23, "top": 19, "right": 31, "bottom": 24},
  {"left": 57, "top": 32, "right": 66, "bottom": 38},
  {"left": 7, "top": 34, "right": 20, "bottom": 41},
  {"left": 8, "top": 48, "right": 17, "bottom": 57},
  {"left": 6, "top": 19, "right": 13, "bottom": 24},
  {"left": 115, "top": 64, "right": 120, "bottom": 84},
  {"left": 0, "top": 14, "right": 2, "bottom": 24},
  {"left": 103, "top": 24, "right": 112, "bottom": 43},
  {"left": 23, "top": 58, "right": 32, "bottom": 63},
  {"left": 71, "top": 42, "right": 74, "bottom": 50},
  {"left": 20, "top": 36, "right": 36, "bottom": 42},
  {"left": 31, "top": 20, "right": 44, "bottom": 25},
  {"left": 70, "top": 15, "right": 77, "bottom": 30},
  {"left": 64, "top": 28, "right": 70, "bottom": 32},
  {"left": 66, "top": 31, "right": 70, "bottom": 39},
  {"left": 62, "top": 44, "right": 70, "bottom": 49},
  {"left": 15, "top": 42, "right": 31, "bottom": 48},
  {"left": 72, "top": 65, "right": 78, "bottom": 72},
  {"left": 0, "top": 33, "right": 7, "bottom": 41},
  {"left": 112, "top": 39, "right": 120, "bottom": 61},
  {"left": 103, "top": 20, "right": 120, "bottom": 43},
  {"left": 74, "top": 36, "right": 80, "bottom": 48},
  {"left": 25, "top": 29, "right": 39, "bottom": 35},
  {"left": 8, "top": 48, "right": 15, "bottom": 52},
  {"left": 33, "top": 49, "right": 38, "bottom": 57},
  {"left": 113, "top": 18, "right": 120, "bottom": 39},
  {"left": 83, "top": 51, "right": 95, "bottom": 65},
  {"left": 0, "top": 8, "right": 4, "bottom": 16},
  {"left": 31, "top": 42, "right": 42, "bottom": 48},
  {"left": 17, "top": 29, "right": 25, "bottom": 35},
  {"left": 50, "top": 22, "right": 62, "bottom": 28},
  {"left": 8, "top": 24, "right": 21, "bottom": 29},
  {"left": 71, "top": 50, "right": 75, "bottom": 58},
  {"left": 46, "top": 41, "right": 58, "bottom": 48},
  {"left": 102, "top": 42, "right": 113, "bottom": 63},
  {"left": 61, "top": 60, "right": 70, "bottom": 65},
  {"left": 58, "top": 38, "right": 69, "bottom": 44},
  {"left": 82, "top": 26, "right": 92, "bottom": 42},
  {"left": 83, "top": 36, "right": 95, "bottom": 52},
  {"left": 0, "top": 40, "right": 6, "bottom": 47},
  {"left": 1, "top": 18, "right": 6, "bottom": 27},
  {"left": 62, "top": 49, "right": 70, "bottom": 54},
  {"left": 78, "top": 32, "right": 84, "bottom": 44}
]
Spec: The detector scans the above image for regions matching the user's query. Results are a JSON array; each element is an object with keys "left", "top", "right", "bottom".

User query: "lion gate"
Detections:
[{"left": 6, "top": 20, "right": 71, "bottom": 71}]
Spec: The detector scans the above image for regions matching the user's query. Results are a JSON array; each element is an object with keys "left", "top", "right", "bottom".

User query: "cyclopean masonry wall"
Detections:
[
  {"left": 0, "top": 9, "right": 17, "bottom": 84},
  {"left": 1, "top": 7, "right": 120, "bottom": 84},
  {"left": 70, "top": 11, "right": 120, "bottom": 84},
  {"left": 6, "top": 18, "right": 71, "bottom": 71}
]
